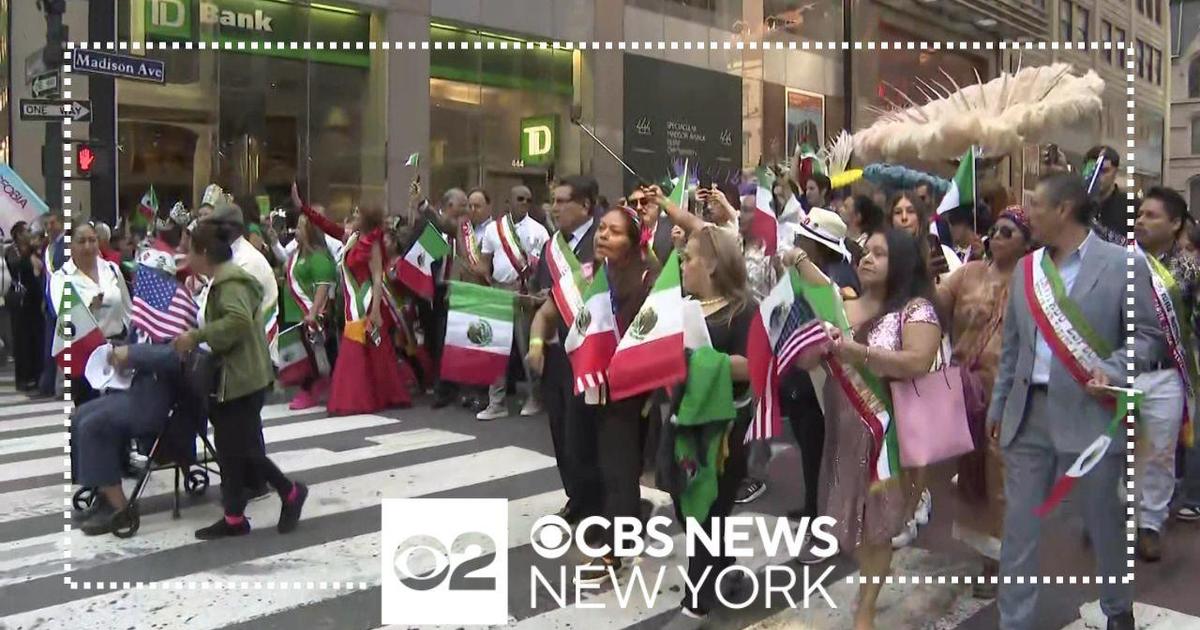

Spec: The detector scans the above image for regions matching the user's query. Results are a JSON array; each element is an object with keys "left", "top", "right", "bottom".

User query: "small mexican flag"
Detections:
[
  {"left": 674, "top": 346, "right": 738, "bottom": 521},
  {"left": 669, "top": 159, "right": 690, "bottom": 214},
  {"left": 440, "top": 281, "right": 514, "bottom": 386},
  {"left": 936, "top": 146, "right": 976, "bottom": 216},
  {"left": 565, "top": 264, "right": 619, "bottom": 393},
  {"left": 1083, "top": 153, "right": 1107, "bottom": 196},
  {"left": 750, "top": 166, "right": 779, "bottom": 256},
  {"left": 51, "top": 282, "right": 106, "bottom": 376},
  {"left": 605, "top": 250, "right": 687, "bottom": 401},
  {"left": 276, "top": 324, "right": 311, "bottom": 387},
  {"left": 138, "top": 186, "right": 159, "bottom": 221},
  {"left": 397, "top": 222, "right": 449, "bottom": 300},
  {"left": 406, "top": 152, "right": 420, "bottom": 167}
]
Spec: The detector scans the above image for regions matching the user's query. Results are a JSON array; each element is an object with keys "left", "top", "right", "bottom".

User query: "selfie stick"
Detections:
[{"left": 569, "top": 111, "right": 642, "bottom": 180}]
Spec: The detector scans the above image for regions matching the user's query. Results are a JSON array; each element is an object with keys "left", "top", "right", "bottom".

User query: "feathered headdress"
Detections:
[
  {"left": 853, "top": 61, "right": 1105, "bottom": 163},
  {"left": 862, "top": 164, "right": 950, "bottom": 196},
  {"left": 818, "top": 131, "right": 862, "bottom": 189}
]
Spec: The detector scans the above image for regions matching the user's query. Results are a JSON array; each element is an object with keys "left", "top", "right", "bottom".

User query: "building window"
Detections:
[
  {"left": 1155, "top": 47, "right": 1163, "bottom": 85},
  {"left": 1075, "top": 6, "right": 1090, "bottom": 42},
  {"left": 1137, "top": 40, "right": 1146, "bottom": 78},
  {"left": 1138, "top": 0, "right": 1146, "bottom": 16},
  {"left": 1060, "top": 0, "right": 1073, "bottom": 42},
  {"left": 1102, "top": 20, "right": 1113, "bottom": 63},
  {"left": 1191, "top": 178, "right": 1200, "bottom": 211},
  {"left": 1190, "top": 56, "right": 1200, "bottom": 97},
  {"left": 1117, "top": 28, "right": 1127, "bottom": 66},
  {"left": 1191, "top": 118, "right": 1200, "bottom": 155},
  {"left": 1155, "top": 0, "right": 1163, "bottom": 23}
]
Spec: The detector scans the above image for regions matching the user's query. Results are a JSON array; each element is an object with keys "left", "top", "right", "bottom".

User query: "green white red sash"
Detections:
[
  {"left": 286, "top": 251, "right": 314, "bottom": 318},
  {"left": 460, "top": 221, "right": 483, "bottom": 269},
  {"left": 496, "top": 214, "right": 530, "bottom": 275},
  {"left": 546, "top": 232, "right": 586, "bottom": 330},
  {"left": 1024, "top": 249, "right": 1140, "bottom": 516},
  {"left": 1143, "top": 248, "right": 1196, "bottom": 447},
  {"left": 339, "top": 234, "right": 373, "bottom": 324}
]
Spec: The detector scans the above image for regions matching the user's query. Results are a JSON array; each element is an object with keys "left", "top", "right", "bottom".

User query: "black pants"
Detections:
[
  {"left": 422, "top": 284, "right": 458, "bottom": 399},
  {"left": 675, "top": 412, "right": 752, "bottom": 615},
  {"left": 541, "top": 345, "right": 601, "bottom": 517},
  {"left": 209, "top": 388, "right": 291, "bottom": 517},
  {"left": 11, "top": 302, "right": 43, "bottom": 387},
  {"left": 783, "top": 370, "right": 825, "bottom": 516},
  {"left": 71, "top": 377, "right": 98, "bottom": 408},
  {"left": 597, "top": 395, "right": 648, "bottom": 551}
]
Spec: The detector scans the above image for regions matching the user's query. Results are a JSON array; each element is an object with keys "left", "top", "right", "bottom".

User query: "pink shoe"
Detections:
[{"left": 289, "top": 389, "right": 319, "bottom": 411}]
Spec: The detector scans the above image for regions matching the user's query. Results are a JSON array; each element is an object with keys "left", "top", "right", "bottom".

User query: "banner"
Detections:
[{"left": 0, "top": 164, "right": 48, "bottom": 240}]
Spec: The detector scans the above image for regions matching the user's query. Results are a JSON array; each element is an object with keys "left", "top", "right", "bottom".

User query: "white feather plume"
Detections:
[
  {"left": 852, "top": 62, "right": 1105, "bottom": 163},
  {"left": 819, "top": 130, "right": 855, "bottom": 177}
]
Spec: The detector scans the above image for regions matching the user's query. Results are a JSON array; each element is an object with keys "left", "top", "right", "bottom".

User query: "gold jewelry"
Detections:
[{"left": 697, "top": 297, "right": 726, "bottom": 307}]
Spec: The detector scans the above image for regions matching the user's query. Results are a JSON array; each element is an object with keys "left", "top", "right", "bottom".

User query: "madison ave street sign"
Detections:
[{"left": 70, "top": 49, "right": 166, "bottom": 84}]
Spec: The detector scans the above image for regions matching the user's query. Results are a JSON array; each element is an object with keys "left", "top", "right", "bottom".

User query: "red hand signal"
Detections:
[{"left": 77, "top": 145, "right": 95, "bottom": 173}]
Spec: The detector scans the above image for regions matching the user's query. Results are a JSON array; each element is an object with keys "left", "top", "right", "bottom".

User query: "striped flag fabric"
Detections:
[
  {"left": 605, "top": 251, "right": 687, "bottom": 401},
  {"left": 138, "top": 185, "right": 159, "bottom": 221},
  {"left": 51, "top": 281, "right": 106, "bottom": 375},
  {"left": 397, "top": 222, "right": 449, "bottom": 300},
  {"left": 750, "top": 166, "right": 778, "bottom": 255},
  {"left": 276, "top": 324, "right": 312, "bottom": 386},
  {"left": 440, "top": 281, "right": 514, "bottom": 386},
  {"left": 131, "top": 263, "right": 199, "bottom": 343},
  {"left": 936, "top": 146, "right": 976, "bottom": 216},
  {"left": 564, "top": 264, "right": 619, "bottom": 394},
  {"left": 775, "top": 315, "right": 830, "bottom": 377}
]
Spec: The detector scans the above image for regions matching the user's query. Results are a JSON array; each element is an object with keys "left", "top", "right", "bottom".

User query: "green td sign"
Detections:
[{"left": 520, "top": 115, "right": 557, "bottom": 166}]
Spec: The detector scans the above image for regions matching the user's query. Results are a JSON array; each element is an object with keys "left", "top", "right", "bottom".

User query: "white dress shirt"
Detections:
[
  {"left": 50, "top": 258, "right": 131, "bottom": 338},
  {"left": 231, "top": 236, "right": 279, "bottom": 319},
  {"left": 482, "top": 214, "right": 551, "bottom": 285}
]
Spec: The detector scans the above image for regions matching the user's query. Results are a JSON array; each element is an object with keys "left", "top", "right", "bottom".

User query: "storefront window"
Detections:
[
  {"left": 115, "top": 0, "right": 383, "bottom": 220},
  {"left": 429, "top": 22, "right": 577, "bottom": 207}
]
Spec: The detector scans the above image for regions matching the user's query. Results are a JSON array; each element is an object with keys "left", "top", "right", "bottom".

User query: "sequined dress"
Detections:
[{"left": 818, "top": 298, "right": 939, "bottom": 550}]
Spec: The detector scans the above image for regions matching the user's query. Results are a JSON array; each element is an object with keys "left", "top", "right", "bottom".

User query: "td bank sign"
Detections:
[
  {"left": 149, "top": 0, "right": 272, "bottom": 36},
  {"left": 520, "top": 115, "right": 557, "bottom": 166}
]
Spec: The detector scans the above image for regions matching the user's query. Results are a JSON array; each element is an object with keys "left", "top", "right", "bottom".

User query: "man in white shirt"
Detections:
[
  {"left": 202, "top": 203, "right": 279, "bottom": 328},
  {"left": 475, "top": 186, "right": 550, "bottom": 420}
]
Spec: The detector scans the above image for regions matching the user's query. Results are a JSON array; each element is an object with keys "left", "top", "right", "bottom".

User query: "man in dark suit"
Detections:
[{"left": 531, "top": 174, "right": 602, "bottom": 522}]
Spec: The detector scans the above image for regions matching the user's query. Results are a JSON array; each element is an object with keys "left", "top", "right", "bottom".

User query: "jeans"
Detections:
[{"left": 1135, "top": 369, "right": 1184, "bottom": 531}]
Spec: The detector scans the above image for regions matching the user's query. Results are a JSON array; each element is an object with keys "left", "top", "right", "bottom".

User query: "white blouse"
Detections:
[{"left": 50, "top": 258, "right": 132, "bottom": 338}]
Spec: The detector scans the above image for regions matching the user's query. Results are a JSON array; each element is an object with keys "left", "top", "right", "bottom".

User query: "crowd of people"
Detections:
[{"left": 35, "top": 138, "right": 1198, "bottom": 630}]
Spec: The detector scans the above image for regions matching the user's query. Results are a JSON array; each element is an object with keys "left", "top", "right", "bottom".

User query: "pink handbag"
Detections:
[{"left": 890, "top": 342, "right": 975, "bottom": 468}]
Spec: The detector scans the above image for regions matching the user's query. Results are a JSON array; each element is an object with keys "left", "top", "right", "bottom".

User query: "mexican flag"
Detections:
[
  {"left": 745, "top": 269, "right": 802, "bottom": 441},
  {"left": 440, "top": 281, "right": 514, "bottom": 386},
  {"left": 936, "top": 146, "right": 976, "bottom": 216},
  {"left": 138, "top": 186, "right": 159, "bottom": 221},
  {"left": 546, "top": 232, "right": 586, "bottom": 330},
  {"left": 397, "top": 222, "right": 449, "bottom": 300},
  {"left": 605, "top": 251, "right": 687, "bottom": 401},
  {"left": 674, "top": 346, "right": 738, "bottom": 521},
  {"left": 565, "top": 264, "right": 619, "bottom": 393},
  {"left": 1083, "top": 153, "right": 1107, "bottom": 196},
  {"left": 276, "top": 324, "right": 311, "bottom": 387},
  {"left": 750, "top": 166, "right": 779, "bottom": 255},
  {"left": 670, "top": 159, "right": 690, "bottom": 214},
  {"left": 51, "top": 282, "right": 106, "bottom": 376}
]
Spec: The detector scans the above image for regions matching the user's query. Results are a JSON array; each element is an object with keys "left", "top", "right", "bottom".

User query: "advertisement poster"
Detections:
[
  {"left": 622, "top": 55, "right": 742, "bottom": 193},
  {"left": 785, "top": 88, "right": 824, "bottom": 154}
]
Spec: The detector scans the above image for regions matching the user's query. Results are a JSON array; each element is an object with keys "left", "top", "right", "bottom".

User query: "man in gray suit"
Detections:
[{"left": 989, "top": 173, "right": 1163, "bottom": 630}]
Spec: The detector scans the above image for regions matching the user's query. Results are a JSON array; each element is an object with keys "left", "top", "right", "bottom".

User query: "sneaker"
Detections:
[
  {"left": 278, "top": 482, "right": 309, "bottom": 534},
  {"left": 795, "top": 536, "right": 834, "bottom": 565},
  {"left": 574, "top": 556, "right": 622, "bottom": 584},
  {"left": 289, "top": 389, "right": 319, "bottom": 411},
  {"left": 78, "top": 504, "right": 118, "bottom": 536},
  {"left": 1176, "top": 505, "right": 1200, "bottom": 522},
  {"left": 476, "top": 403, "right": 509, "bottom": 421},
  {"left": 195, "top": 517, "right": 251, "bottom": 540},
  {"left": 661, "top": 607, "right": 707, "bottom": 630},
  {"left": 1136, "top": 527, "right": 1162, "bottom": 562},
  {"left": 519, "top": 397, "right": 543, "bottom": 416},
  {"left": 914, "top": 489, "right": 932, "bottom": 526},
  {"left": 891, "top": 519, "right": 918, "bottom": 549},
  {"left": 734, "top": 478, "right": 767, "bottom": 504}
]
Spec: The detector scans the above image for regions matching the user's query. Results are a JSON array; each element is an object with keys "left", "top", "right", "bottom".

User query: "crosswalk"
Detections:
[{"left": 2, "top": 373, "right": 1196, "bottom": 629}]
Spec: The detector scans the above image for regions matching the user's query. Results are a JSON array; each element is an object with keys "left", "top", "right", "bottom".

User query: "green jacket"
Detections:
[{"left": 195, "top": 262, "right": 274, "bottom": 402}]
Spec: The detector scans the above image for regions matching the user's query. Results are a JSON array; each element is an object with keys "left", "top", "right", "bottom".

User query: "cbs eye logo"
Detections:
[
  {"left": 528, "top": 514, "right": 574, "bottom": 559},
  {"left": 391, "top": 531, "right": 497, "bottom": 591}
]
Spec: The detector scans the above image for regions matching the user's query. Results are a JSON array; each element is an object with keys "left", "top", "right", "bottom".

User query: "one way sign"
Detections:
[{"left": 19, "top": 99, "right": 91, "bottom": 122}]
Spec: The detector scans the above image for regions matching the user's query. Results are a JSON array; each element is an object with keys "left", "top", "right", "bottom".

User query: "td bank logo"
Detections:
[
  {"left": 148, "top": 0, "right": 275, "bottom": 38},
  {"left": 520, "top": 115, "right": 558, "bottom": 166}
]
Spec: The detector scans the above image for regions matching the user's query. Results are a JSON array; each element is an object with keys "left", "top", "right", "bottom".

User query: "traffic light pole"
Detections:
[
  {"left": 40, "top": 0, "right": 66, "bottom": 212},
  {"left": 88, "top": 0, "right": 117, "bottom": 226}
]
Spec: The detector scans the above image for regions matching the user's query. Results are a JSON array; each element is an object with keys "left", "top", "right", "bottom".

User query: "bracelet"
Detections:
[
  {"left": 529, "top": 338, "right": 544, "bottom": 349},
  {"left": 864, "top": 345, "right": 873, "bottom": 367}
]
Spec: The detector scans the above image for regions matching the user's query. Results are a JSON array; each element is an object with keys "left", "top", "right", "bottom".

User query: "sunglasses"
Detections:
[
  {"left": 990, "top": 226, "right": 1015, "bottom": 239},
  {"left": 632, "top": 197, "right": 653, "bottom": 207},
  {"left": 515, "top": 196, "right": 529, "bottom": 202}
]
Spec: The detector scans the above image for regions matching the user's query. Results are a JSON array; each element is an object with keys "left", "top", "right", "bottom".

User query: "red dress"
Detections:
[{"left": 310, "top": 220, "right": 414, "bottom": 415}]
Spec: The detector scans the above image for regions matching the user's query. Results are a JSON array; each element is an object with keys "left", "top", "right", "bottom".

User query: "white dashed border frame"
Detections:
[{"left": 58, "top": 39, "right": 1138, "bottom": 594}]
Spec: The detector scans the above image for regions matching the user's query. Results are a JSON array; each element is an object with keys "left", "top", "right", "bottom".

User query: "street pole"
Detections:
[
  {"left": 843, "top": 0, "right": 853, "bottom": 131},
  {"left": 89, "top": 0, "right": 117, "bottom": 226},
  {"left": 40, "top": 0, "right": 66, "bottom": 211}
]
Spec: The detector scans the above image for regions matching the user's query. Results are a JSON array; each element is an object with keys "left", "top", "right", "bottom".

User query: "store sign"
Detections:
[
  {"left": 520, "top": 115, "right": 557, "bottom": 166},
  {"left": 622, "top": 56, "right": 741, "bottom": 193},
  {"left": 145, "top": 0, "right": 370, "bottom": 68}
]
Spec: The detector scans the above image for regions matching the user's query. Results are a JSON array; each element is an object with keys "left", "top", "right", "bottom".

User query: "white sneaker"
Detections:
[
  {"left": 476, "top": 404, "right": 509, "bottom": 421},
  {"left": 891, "top": 519, "right": 918, "bottom": 549},
  {"left": 519, "top": 398, "right": 543, "bottom": 416},
  {"left": 914, "top": 488, "right": 932, "bottom": 526}
]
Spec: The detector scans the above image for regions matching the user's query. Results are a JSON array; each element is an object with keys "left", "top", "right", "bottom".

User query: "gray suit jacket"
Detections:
[{"left": 987, "top": 237, "right": 1163, "bottom": 453}]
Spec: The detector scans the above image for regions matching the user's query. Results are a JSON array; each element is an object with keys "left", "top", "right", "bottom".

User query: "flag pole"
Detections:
[{"left": 569, "top": 111, "right": 642, "bottom": 180}]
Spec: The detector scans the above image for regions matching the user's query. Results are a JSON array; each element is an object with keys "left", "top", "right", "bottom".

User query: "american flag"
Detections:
[
  {"left": 132, "top": 264, "right": 198, "bottom": 343},
  {"left": 749, "top": 295, "right": 827, "bottom": 443}
]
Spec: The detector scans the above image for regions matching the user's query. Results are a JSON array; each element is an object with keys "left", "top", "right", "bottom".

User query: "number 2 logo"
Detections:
[{"left": 392, "top": 531, "right": 498, "bottom": 592}]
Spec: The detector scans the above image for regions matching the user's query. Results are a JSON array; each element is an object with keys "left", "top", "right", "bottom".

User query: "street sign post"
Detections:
[
  {"left": 31, "top": 71, "right": 60, "bottom": 98},
  {"left": 70, "top": 49, "right": 165, "bottom": 84},
  {"left": 19, "top": 99, "right": 92, "bottom": 122}
]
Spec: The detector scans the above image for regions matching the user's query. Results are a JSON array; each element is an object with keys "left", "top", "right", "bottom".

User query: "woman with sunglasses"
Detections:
[{"left": 935, "top": 205, "right": 1033, "bottom": 598}]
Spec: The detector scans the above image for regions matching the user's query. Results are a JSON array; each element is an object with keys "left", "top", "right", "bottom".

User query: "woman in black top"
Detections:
[
  {"left": 666, "top": 224, "right": 756, "bottom": 628},
  {"left": 7, "top": 222, "right": 44, "bottom": 390}
]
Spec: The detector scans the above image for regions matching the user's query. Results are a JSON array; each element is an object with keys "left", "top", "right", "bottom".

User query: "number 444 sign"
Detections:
[{"left": 380, "top": 498, "right": 509, "bottom": 625}]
